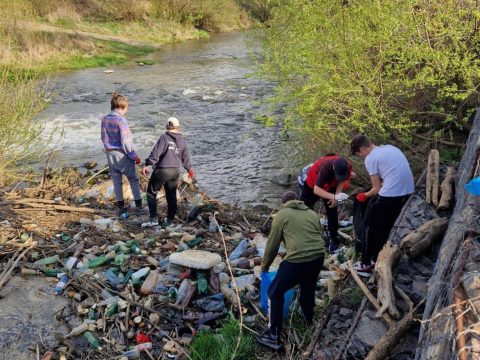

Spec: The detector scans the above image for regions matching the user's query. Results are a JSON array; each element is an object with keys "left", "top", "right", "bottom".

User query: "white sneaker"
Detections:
[{"left": 141, "top": 219, "right": 159, "bottom": 228}]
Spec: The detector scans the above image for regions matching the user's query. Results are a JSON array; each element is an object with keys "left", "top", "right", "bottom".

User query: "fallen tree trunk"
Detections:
[
  {"left": 375, "top": 241, "right": 401, "bottom": 319},
  {"left": 437, "top": 166, "right": 456, "bottom": 211},
  {"left": 400, "top": 217, "right": 449, "bottom": 258},
  {"left": 414, "top": 106, "right": 480, "bottom": 360}
]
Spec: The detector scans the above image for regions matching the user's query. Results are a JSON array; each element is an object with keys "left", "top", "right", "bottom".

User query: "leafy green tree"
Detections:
[{"left": 256, "top": 0, "right": 480, "bottom": 148}]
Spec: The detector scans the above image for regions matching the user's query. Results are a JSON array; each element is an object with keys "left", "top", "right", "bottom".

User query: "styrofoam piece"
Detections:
[{"left": 169, "top": 250, "right": 222, "bottom": 270}]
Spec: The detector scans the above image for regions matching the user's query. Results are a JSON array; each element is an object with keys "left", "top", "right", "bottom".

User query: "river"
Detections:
[{"left": 38, "top": 31, "right": 303, "bottom": 208}]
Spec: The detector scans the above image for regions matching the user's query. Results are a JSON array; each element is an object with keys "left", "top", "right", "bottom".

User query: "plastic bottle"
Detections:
[
  {"left": 195, "top": 293, "right": 225, "bottom": 312},
  {"left": 122, "top": 349, "right": 140, "bottom": 359},
  {"left": 229, "top": 239, "right": 249, "bottom": 260},
  {"left": 65, "top": 323, "right": 89, "bottom": 338},
  {"left": 140, "top": 270, "right": 159, "bottom": 295},
  {"left": 114, "top": 253, "right": 129, "bottom": 266},
  {"left": 197, "top": 271, "right": 208, "bottom": 295},
  {"left": 133, "top": 342, "right": 152, "bottom": 351},
  {"left": 235, "top": 257, "right": 262, "bottom": 269},
  {"left": 126, "top": 240, "right": 141, "bottom": 255},
  {"left": 33, "top": 255, "right": 59, "bottom": 266},
  {"left": 44, "top": 268, "right": 63, "bottom": 277},
  {"left": 88, "top": 251, "right": 115, "bottom": 268},
  {"left": 83, "top": 331, "right": 102, "bottom": 350},
  {"left": 131, "top": 267, "right": 150, "bottom": 281},
  {"left": 105, "top": 302, "right": 118, "bottom": 317},
  {"left": 54, "top": 275, "right": 69, "bottom": 295},
  {"left": 104, "top": 268, "right": 122, "bottom": 287},
  {"left": 208, "top": 216, "right": 218, "bottom": 233}
]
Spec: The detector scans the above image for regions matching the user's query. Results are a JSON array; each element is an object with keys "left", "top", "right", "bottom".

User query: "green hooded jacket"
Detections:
[{"left": 261, "top": 200, "right": 326, "bottom": 272}]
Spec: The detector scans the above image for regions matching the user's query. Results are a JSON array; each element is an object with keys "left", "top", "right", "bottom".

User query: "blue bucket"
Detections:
[
  {"left": 465, "top": 177, "right": 480, "bottom": 195},
  {"left": 260, "top": 271, "right": 294, "bottom": 319}
]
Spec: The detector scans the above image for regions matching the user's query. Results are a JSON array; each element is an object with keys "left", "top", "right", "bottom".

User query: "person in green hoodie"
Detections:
[{"left": 256, "top": 191, "right": 325, "bottom": 351}]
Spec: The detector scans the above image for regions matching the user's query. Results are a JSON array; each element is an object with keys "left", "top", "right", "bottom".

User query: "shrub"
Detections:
[{"left": 256, "top": 1, "right": 480, "bottom": 148}]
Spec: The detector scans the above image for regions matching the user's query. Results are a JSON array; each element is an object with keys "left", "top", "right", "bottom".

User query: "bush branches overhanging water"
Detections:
[{"left": 256, "top": 0, "right": 480, "bottom": 149}]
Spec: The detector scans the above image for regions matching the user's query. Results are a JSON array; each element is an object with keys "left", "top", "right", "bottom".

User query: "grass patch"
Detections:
[
  {"left": 344, "top": 286, "right": 364, "bottom": 308},
  {"left": 189, "top": 315, "right": 255, "bottom": 360}
]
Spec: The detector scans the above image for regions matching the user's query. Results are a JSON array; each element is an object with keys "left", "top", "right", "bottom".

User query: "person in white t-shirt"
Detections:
[{"left": 350, "top": 135, "right": 414, "bottom": 277}]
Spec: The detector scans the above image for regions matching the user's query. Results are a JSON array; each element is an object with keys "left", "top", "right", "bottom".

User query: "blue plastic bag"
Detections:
[
  {"left": 465, "top": 177, "right": 480, "bottom": 195},
  {"left": 260, "top": 271, "right": 294, "bottom": 319}
]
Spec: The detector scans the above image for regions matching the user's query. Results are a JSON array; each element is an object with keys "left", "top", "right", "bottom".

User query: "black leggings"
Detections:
[
  {"left": 362, "top": 194, "right": 409, "bottom": 264},
  {"left": 268, "top": 255, "right": 324, "bottom": 336},
  {"left": 301, "top": 184, "right": 338, "bottom": 243},
  {"left": 146, "top": 168, "right": 179, "bottom": 221}
]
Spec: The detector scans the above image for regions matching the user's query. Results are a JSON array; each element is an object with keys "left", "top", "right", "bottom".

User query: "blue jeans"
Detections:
[{"left": 106, "top": 150, "right": 141, "bottom": 202}]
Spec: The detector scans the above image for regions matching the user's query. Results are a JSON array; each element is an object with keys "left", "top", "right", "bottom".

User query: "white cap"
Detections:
[{"left": 167, "top": 117, "right": 180, "bottom": 127}]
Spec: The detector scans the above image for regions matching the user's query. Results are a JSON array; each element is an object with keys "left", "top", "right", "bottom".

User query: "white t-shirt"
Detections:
[{"left": 365, "top": 145, "right": 414, "bottom": 197}]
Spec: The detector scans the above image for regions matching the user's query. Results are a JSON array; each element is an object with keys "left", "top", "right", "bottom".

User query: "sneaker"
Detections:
[
  {"left": 162, "top": 218, "right": 175, "bottom": 228},
  {"left": 256, "top": 330, "right": 284, "bottom": 350},
  {"left": 353, "top": 262, "right": 372, "bottom": 278},
  {"left": 328, "top": 241, "right": 339, "bottom": 254},
  {"left": 141, "top": 218, "right": 159, "bottom": 228}
]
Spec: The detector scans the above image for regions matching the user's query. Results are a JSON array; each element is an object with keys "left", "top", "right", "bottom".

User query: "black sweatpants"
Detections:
[
  {"left": 268, "top": 255, "right": 324, "bottom": 336},
  {"left": 362, "top": 194, "right": 409, "bottom": 265},
  {"left": 301, "top": 184, "right": 338, "bottom": 243},
  {"left": 147, "top": 168, "right": 180, "bottom": 221}
]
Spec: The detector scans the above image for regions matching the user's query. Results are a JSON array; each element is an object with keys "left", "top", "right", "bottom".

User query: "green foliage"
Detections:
[
  {"left": 344, "top": 286, "right": 364, "bottom": 308},
  {"left": 256, "top": 0, "right": 480, "bottom": 147},
  {"left": 0, "top": 69, "right": 48, "bottom": 186},
  {"left": 189, "top": 315, "right": 255, "bottom": 360}
]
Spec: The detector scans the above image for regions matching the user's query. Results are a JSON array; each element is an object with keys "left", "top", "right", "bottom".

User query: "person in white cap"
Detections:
[{"left": 141, "top": 117, "right": 195, "bottom": 227}]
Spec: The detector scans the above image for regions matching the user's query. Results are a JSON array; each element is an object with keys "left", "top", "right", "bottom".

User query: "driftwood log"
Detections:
[
  {"left": 414, "top": 107, "right": 480, "bottom": 360},
  {"left": 400, "top": 217, "right": 449, "bottom": 258},
  {"left": 375, "top": 241, "right": 401, "bottom": 319},
  {"left": 437, "top": 166, "right": 456, "bottom": 211},
  {"left": 426, "top": 149, "right": 440, "bottom": 206}
]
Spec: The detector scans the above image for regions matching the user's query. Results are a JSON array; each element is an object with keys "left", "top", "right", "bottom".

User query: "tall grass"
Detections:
[{"left": 189, "top": 315, "right": 255, "bottom": 360}]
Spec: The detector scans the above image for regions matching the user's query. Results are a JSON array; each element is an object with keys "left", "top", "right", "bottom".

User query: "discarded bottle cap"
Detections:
[{"left": 133, "top": 316, "right": 142, "bottom": 324}]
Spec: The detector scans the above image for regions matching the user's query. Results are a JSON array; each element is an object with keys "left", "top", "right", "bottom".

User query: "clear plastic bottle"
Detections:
[{"left": 229, "top": 239, "right": 249, "bottom": 260}]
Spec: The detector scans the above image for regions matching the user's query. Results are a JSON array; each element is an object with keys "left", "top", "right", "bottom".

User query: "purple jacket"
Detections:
[
  {"left": 145, "top": 131, "right": 191, "bottom": 170},
  {"left": 101, "top": 110, "right": 137, "bottom": 160}
]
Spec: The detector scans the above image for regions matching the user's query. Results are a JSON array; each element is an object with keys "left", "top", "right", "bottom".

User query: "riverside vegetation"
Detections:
[{"left": 0, "top": 0, "right": 276, "bottom": 185}]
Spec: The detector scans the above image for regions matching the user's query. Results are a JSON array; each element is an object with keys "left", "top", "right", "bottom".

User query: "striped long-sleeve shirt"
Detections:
[{"left": 101, "top": 110, "right": 137, "bottom": 160}]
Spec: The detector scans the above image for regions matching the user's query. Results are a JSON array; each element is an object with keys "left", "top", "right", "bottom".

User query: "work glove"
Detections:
[
  {"left": 356, "top": 192, "right": 367, "bottom": 203},
  {"left": 343, "top": 180, "right": 350, "bottom": 190},
  {"left": 187, "top": 168, "right": 196, "bottom": 179},
  {"left": 334, "top": 192, "right": 349, "bottom": 202},
  {"left": 134, "top": 156, "right": 141, "bottom": 165}
]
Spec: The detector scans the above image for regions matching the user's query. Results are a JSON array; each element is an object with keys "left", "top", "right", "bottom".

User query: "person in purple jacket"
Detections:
[
  {"left": 141, "top": 117, "right": 195, "bottom": 227},
  {"left": 101, "top": 93, "right": 143, "bottom": 217}
]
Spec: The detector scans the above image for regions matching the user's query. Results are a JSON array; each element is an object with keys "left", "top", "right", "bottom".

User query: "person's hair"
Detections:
[
  {"left": 166, "top": 124, "right": 176, "bottom": 130},
  {"left": 350, "top": 135, "right": 371, "bottom": 155},
  {"left": 111, "top": 92, "right": 128, "bottom": 111},
  {"left": 281, "top": 191, "right": 299, "bottom": 204}
]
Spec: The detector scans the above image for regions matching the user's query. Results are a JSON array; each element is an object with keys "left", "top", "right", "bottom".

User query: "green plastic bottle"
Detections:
[
  {"left": 83, "top": 331, "right": 102, "bottom": 350},
  {"left": 33, "top": 255, "right": 59, "bottom": 266},
  {"left": 197, "top": 271, "right": 208, "bottom": 295},
  {"left": 126, "top": 240, "right": 141, "bottom": 255},
  {"left": 43, "top": 268, "right": 63, "bottom": 277},
  {"left": 88, "top": 251, "right": 115, "bottom": 268},
  {"left": 105, "top": 302, "right": 118, "bottom": 317},
  {"left": 114, "top": 253, "right": 129, "bottom": 266}
]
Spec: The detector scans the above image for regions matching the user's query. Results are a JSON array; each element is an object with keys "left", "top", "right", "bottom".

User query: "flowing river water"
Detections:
[{"left": 38, "top": 31, "right": 303, "bottom": 208}]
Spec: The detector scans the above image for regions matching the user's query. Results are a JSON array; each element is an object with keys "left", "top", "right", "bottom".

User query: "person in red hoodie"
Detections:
[{"left": 300, "top": 155, "right": 352, "bottom": 253}]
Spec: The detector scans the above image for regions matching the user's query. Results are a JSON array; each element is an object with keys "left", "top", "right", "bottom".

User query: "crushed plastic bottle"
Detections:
[
  {"left": 115, "top": 253, "right": 130, "bottom": 266},
  {"left": 229, "top": 239, "right": 249, "bottom": 261},
  {"left": 140, "top": 270, "right": 159, "bottom": 295},
  {"left": 195, "top": 293, "right": 225, "bottom": 312},
  {"left": 126, "top": 240, "right": 141, "bottom": 255},
  {"left": 208, "top": 216, "right": 218, "bottom": 233},
  {"left": 88, "top": 251, "right": 115, "bottom": 268},
  {"left": 131, "top": 267, "right": 150, "bottom": 281}
]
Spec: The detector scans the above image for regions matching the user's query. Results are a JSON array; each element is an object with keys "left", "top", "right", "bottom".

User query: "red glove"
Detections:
[
  {"left": 188, "top": 168, "right": 195, "bottom": 179},
  {"left": 343, "top": 180, "right": 350, "bottom": 190},
  {"left": 356, "top": 192, "right": 367, "bottom": 203},
  {"left": 134, "top": 156, "right": 141, "bottom": 165}
]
